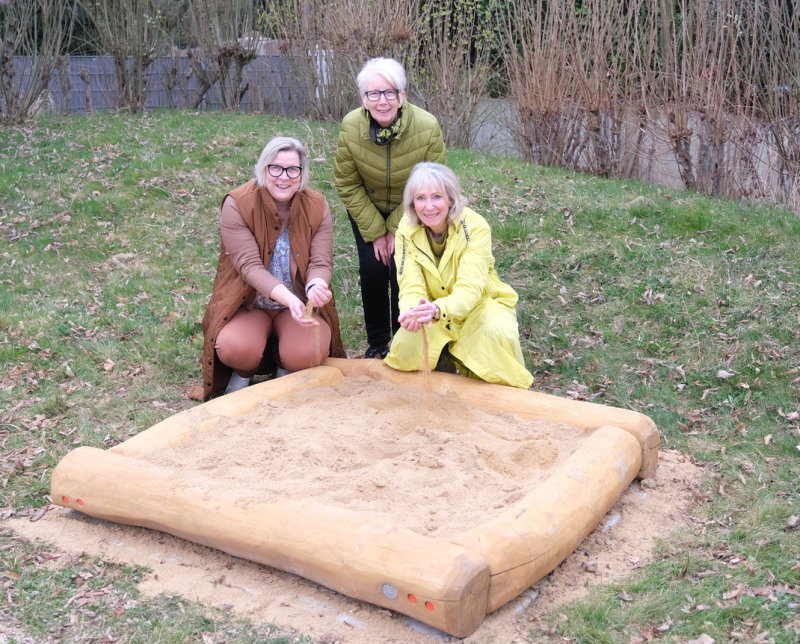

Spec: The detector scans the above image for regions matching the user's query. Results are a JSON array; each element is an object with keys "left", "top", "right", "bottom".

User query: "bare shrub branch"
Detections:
[
  {"left": 0, "top": 0, "right": 74, "bottom": 124},
  {"left": 499, "top": 0, "right": 800, "bottom": 210},
  {"left": 78, "top": 0, "right": 170, "bottom": 113},
  {"left": 264, "top": 0, "right": 419, "bottom": 122},
  {"left": 183, "top": 0, "right": 257, "bottom": 110},
  {"left": 413, "top": 0, "right": 498, "bottom": 149}
]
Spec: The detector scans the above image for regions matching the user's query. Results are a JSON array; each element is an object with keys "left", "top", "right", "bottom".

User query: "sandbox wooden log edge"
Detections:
[{"left": 50, "top": 359, "right": 658, "bottom": 638}]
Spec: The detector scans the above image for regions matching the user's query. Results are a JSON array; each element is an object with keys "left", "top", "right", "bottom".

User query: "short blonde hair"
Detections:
[
  {"left": 254, "top": 136, "right": 310, "bottom": 191},
  {"left": 403, "top": 162, "right": 467, "bottom": 226}
]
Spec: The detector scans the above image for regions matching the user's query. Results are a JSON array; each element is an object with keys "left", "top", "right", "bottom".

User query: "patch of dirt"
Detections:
[{"left": 7, "top": 377, "right": 705, "bottom": 643}]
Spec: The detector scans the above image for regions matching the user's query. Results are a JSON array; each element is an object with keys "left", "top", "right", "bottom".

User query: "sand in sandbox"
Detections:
[{"left": 144, "top": 375, "right": 589, "bottom": 539}]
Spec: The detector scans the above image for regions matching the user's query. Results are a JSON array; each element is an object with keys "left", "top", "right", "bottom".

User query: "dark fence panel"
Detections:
[{"left": 14, "top": 54, "right": 308, "bottom": 115}]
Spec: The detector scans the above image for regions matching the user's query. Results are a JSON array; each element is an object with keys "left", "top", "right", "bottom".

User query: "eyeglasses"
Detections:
[
  {"left": 267, "top": 164, "right": 302, "bottom": 179},
  {"left": 364, "top": 89, "right": 400, "bottom": 102}
]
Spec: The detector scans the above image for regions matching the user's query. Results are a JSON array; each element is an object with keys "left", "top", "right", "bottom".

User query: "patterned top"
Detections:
[{"left": 254, "top": 227, "right": 294, "bottom": 309}]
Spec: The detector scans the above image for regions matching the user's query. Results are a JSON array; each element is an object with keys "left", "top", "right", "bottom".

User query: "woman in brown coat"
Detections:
[{"left": 191, "top": 136, "right": 345, "bottom": 400}]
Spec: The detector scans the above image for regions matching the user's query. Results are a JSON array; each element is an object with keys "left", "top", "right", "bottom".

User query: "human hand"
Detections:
[
  {"left": 372, "top": 234, "right": 392, "bottom": 266},
  {"left": 305, "top": 280, "right": 332, "bottom": 308},
  {"left": 398, "top": 298, "right": 438, "bottom": 332},
  {"left": 398, "top": 309, "right": 424, "bottom": 332},
  {"left": 270, "top": 284, "right": 320, "bottom": 326},
  {"left": 288, "top": 296, "right": 319, "bottom": 326}
]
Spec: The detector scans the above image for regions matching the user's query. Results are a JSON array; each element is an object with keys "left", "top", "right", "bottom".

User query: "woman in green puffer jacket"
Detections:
[{"left": 334, "top": 57, "right": 446, "bottom": 359}]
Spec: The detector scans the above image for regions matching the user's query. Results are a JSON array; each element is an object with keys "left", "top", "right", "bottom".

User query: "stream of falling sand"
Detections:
[
  {"left": 420, "top": 323, "right": 433, "bottom": 405},
  {"left": 304, "top": 300, "right": 320, "bottom": 354}
]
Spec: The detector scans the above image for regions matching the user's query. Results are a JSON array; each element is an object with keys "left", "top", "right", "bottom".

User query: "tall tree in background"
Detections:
[{"left": 0, "top": 0, "right": 75, "bottom": 124}]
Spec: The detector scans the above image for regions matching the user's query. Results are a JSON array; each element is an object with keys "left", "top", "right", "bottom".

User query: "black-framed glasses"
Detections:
[
  {"left": 267, "top": 164, "right": 302, "bottom": 179},
  {"left": 364, "top": 89, "right": 400, "bottom": 102}
]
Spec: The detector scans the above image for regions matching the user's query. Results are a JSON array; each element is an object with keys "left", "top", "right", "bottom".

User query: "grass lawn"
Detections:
[{"left": 1, "top": 110, "right": 798, "bottom": 642}]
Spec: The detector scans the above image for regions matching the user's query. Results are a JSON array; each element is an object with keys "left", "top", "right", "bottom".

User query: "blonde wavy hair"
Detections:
[{"left": 402, "top": 162, "right": 467, "bottom": 226}]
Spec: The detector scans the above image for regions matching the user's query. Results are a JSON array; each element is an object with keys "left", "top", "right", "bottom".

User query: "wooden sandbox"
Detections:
[{"left": 51, "top": 358, "right": 659, "bottom": 638}]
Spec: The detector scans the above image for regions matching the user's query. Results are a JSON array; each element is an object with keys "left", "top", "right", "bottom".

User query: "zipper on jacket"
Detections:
[
  {"left": 397, "top": 237, "right": 435, "bottom": 275},
  {"left": 399, "top": 237, "right": 407, "bottom": 274},
  {"left": 411, "top": 237, "right": 436, "bottom": 266},
  {"left": 385, "top": 143, "right": 392, "bottom": 215}
]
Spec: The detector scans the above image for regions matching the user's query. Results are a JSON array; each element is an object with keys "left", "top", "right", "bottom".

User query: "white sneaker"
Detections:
[
  {"left": 275, "top": 367, "right": 291, "bottom": 378},
  {"left": 224, "top": 372, "right": 251, "bottom": 394}
]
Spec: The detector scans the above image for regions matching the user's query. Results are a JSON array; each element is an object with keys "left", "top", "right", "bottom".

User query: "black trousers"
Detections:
[{"left": 349, "top": 215, "right": 400, "bottom": 348}]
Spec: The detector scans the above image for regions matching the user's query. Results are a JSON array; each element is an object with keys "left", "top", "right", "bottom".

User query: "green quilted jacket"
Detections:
[{"left": 334, "top": 102, "right": 446, "bottom": 242}]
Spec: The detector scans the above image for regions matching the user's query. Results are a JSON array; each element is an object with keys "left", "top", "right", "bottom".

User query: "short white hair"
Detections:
[{"left": 356, "top": 57, "right": 407, "bottom": 94}]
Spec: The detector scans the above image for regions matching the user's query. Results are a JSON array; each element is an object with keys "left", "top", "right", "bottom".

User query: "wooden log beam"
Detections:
[
  {"left": 453, "top": 425, "right": 642, "bottom": 611},
  {"left": 51, "top": 446, "right": 490, "bottom": 638}
]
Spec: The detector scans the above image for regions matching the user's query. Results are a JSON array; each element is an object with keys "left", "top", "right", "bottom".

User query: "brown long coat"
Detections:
[{"left": 191, "top": 180, "right": 345, "bottom": 401}]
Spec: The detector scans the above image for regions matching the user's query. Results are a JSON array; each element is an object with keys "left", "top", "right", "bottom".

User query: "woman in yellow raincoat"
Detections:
[{"left": 384, "top": 162, "right": 533, "bottom": 389}]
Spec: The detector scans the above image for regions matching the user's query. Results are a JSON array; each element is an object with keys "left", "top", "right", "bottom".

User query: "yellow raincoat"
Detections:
[{"left": 384, "top": 207, "right": 533, "bottom": 389}]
